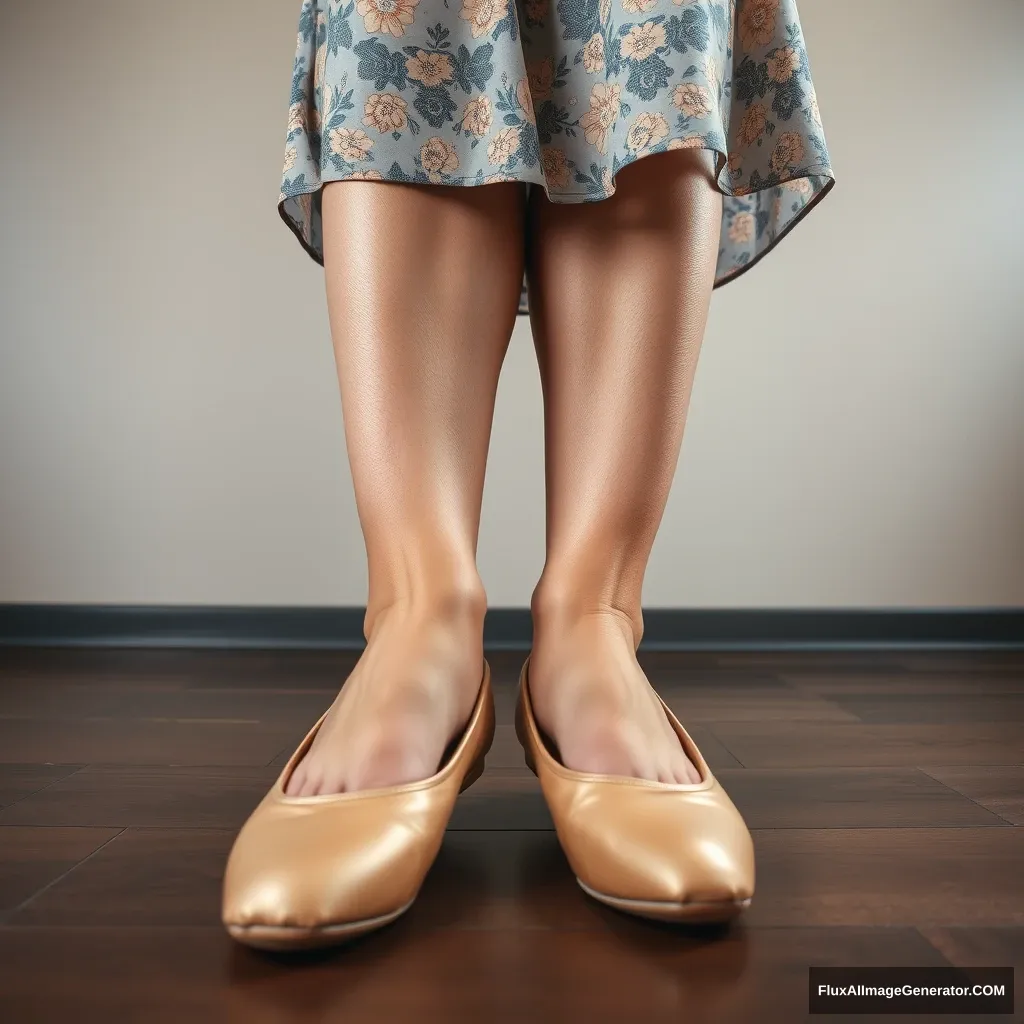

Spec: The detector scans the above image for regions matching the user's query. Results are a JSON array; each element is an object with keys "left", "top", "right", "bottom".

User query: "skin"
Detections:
[{"left": 285, "top": 147, "right": 721, "bottom": 796}]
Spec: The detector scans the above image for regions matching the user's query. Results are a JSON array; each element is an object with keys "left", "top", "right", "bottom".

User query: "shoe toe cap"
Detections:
[
  {"left": 557, "top": 782, "right": 755, "bottom": 906},
  {"left": 222, "top": 799, "right": 434, "bottom": 930}
]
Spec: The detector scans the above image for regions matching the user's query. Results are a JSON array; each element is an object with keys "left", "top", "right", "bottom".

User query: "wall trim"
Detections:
[{"left": 0, "top": 604, "right": 1021, "bottom": 650}]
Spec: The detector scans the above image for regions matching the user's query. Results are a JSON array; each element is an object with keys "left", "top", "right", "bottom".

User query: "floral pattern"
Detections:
[{"left": 279, "top": 0, "right": 834, "bottom": 313}]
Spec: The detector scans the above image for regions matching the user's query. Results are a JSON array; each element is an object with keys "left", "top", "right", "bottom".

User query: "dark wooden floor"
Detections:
[{"left": 0, "top": 646, "right": 1021, "bottom": 1023}]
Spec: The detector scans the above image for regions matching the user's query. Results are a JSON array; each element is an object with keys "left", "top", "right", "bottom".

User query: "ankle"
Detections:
[
  {"left": 530, "top": 582, "right": 643, "bottom": 650},
  {"left": 366, "top": 580, "right": 488, "bottom": 642}
]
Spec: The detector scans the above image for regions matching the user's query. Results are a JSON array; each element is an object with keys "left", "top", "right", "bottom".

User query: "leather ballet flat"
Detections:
[
  {"left": 222, "top": 659, "right": 495, "bottom": 950},
  {"left": 514, "top": 655, "right": 754, "bottom": 924}
]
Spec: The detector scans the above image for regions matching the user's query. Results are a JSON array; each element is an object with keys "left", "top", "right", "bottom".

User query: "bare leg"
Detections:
[
  {"left": 286, "top": 180, "right": 525, "bottom": 795},
  {"left": 526, "top": 149, "right": 722, "bottom": 784}
]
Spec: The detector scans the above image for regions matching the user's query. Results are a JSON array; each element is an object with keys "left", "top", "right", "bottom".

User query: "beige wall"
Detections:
[{"left": 1, "top": 0, "right": 1022, "bottom": 608}]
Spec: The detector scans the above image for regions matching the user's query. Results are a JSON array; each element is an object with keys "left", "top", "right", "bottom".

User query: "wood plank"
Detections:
[
  {"left": 787, "top": 672, "right": 1024, "bottom": 695},
  {"left": 716, "top": 768, "right": 1010, "bottom": 828},
  {"left": 898, "top": 653, "right": 1024, "bottom": 674},
  {"left": 918, "top": 766, "right": 1024, "bottom": 825},
  {"left": 706, "top": 722, "right": 1023, "bottom": 768},
  {"left": 0, "top": 764, "right": 83, "bottom": 810},
  {"left": 0, "top": 766, "right": 280, "bottom": 829},
  {"left": 711, "top": 652, "right": 908, "bottom": 672},
  {"left": 918, "top": 927, "right": 1024, "bottom": 967},
  {"left": 0, "top": 825, "right": 121, "bottom": 915},
  {"left": 643, "top": 668, "right": 795, "bottom": 690},
  {"left": 658, "top": 690, "right": 859, "bottom": 723},
  {"left": 746, "top": 828, "right": 1024, "bottom": 927},
  {"left": 0, "top": 683, "right": 336, "bottom": 725},
  {"left": 0, "top": 717, "right": 300, "bottom": 766},
  {"left": 8, "top": 828, "right": 233, "bottom": 927},
  {"left": 0, "top": 647, "right": 360, "bottom": 689},
  {"left": 828, "top": 693, "right": 1024, "bottom": 723}
]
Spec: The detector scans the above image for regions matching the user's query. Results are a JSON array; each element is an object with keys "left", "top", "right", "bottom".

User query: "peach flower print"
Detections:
[
  {"left": 621, "top": 21, "right": 666, "bottom": 62},
  {"left": 673, "top": 83, "right": 712, "bottom": 119},
  {"left": 770, "top": 130, "right": 805, "bottom": 174},
  {"left": 462, "top": 95, "right": 494, "bottom": 136},
  {"left": 784, "top": 176, "right": 812, "bottom": 195},
  {"left": 626, "top": 111, "right": 669, "bottom": 152},
  {"left": 515, "top": 78, "right": 537, "bottom": 125},
  {"left": 363, "top": 92, "right": 409, "bottom": 133},
  {"left": 580, "top": 82, "right": 621, "bottom": 154},
  {"left": 736, "top": 102, "right": 767, "bottom": 146},
  {"left": 329, "top": 127, "right": 374, "bottom": 161},
  {"left": 767, "top": 45, "right": 800, "bottom": 82},
  {"left": 667, "top": 135, "right": 705, "bottom": 150},
  {"left": 419, "top": 136, "right": 460, "bottom": 180},
  {"left": 349, "top": 169, "right": 385, "bottom": 180},
  {"left": 488, "top": 126, "right": 521, "bottom": 164},
  {"left": 728, "top": 211, "right": 754, "bottom": 244},
  {"left": 282, "top": 146, "right": 297, "bottom": 173},
  {"left": 582, "top": 34, "right": 605, "bottom": 74},
  {"left": 356, "top": 0, "right": 420, "bottom": 37},
  {"left": 315, "top": 44, "right": 328, "bottom": 92},
  {"left": 406, "top": 50, "right": 454, "bottom": 86},
  {"left": 727, "top": 151, "right": 743, "bottom": 178},
  {"left": 460, "top": 0, "right": 509, "bottom": 39},
  {"left": 541, "top": 146, "right": 571, "bottom": 188},
  {"left": 287, "top": 103, "right": 306, "bottom": 132},
  {"left": 739, "top": 0, "right": 778, "bottom": 51},
  {"left": 808, "top": 87, "right": 822, "bottom": 126},
  {"left": 622, "top": 0, "right": 657, "bottom": 12},
  {"left": 601, "top": 166, "right": 614, "bottom": 193}
]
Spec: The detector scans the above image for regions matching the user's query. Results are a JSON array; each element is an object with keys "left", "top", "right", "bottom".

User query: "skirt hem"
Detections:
[{"left": 278, "top": 142, "right": 836, "bottom": 308}]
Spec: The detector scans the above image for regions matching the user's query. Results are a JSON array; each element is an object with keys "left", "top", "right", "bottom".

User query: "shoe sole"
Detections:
[
  {"left": 578, "top": 878, "right": 751, "bottom": 924},
  {"left": 226, "top": 898, "right": 415, "bottom": 951}
]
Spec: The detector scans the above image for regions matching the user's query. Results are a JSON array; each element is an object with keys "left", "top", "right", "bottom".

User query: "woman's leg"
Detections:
[
  {"left": 525, "top": 149, "right": 722, "bottom": 784},
  {"left": 287, "top": 179, "right": 525, "bottom": 796}
]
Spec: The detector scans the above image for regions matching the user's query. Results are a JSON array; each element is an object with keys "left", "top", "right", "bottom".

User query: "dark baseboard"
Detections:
[{"left": 0, "top": 604, "right": 1021, "bottom": 650}]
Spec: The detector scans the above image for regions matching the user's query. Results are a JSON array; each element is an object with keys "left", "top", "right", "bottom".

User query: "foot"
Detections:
[
  {"left": 528, "top": 606, "right": 701, "bottom": 784},
  {"left": 285, "top": 591, "right": 486, "bottom": 796}
]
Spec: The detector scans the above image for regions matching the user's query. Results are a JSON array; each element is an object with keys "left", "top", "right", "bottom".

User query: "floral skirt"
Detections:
[{"left": 279, "top": 0, "right": 834, "bottom": 314}]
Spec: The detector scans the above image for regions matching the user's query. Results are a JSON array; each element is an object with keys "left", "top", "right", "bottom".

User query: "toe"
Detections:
[
  {"left": 299, "top": 767, "right": 323, "bottom": 797},
  {"left": 284, "top": 765, "right": 306, "bottom": 797}
]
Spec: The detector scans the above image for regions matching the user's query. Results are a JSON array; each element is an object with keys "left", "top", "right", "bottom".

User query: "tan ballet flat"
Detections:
[
  {"left": 222, "top": 659, "right": 495, "bottom": 950},
  {"left": 515, "top": 655, "right": 754, "bottom": 923}
]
